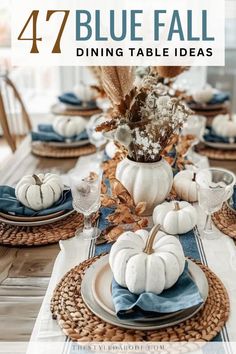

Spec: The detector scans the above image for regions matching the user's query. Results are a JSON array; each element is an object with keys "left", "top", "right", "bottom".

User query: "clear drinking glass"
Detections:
[
  {"left": 182, "top": 115, "right": 206, "bottom": 164},
  {"left": 69, "top": 172, "right": 101, "bottom": 240},
  {"left": 96, "top": 97, "right": 111, "bottom": 112},
  {"left": 196, "top": 168, "right": 235, "bottom": 240},
  {"left": 86, "top": 114, "right": 108, "bottom": 162}
]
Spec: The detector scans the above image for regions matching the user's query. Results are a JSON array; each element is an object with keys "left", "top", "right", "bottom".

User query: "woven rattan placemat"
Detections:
[
  {"left": 31, "top": 142, "right": 96, "bottom": 158},
  {"left": 212, "top": 203, "right": 236, "bottom": 239},
  {"left": 0, "top": 212, "right": 83, "bottom": 247},
  {"left": 195, "top": 144, "right": 236, "bottom": 161},
  {"left": 51, "top": 254, "right": 229, "bottom": 342},
  {"left": 51, "top": 103, "right": 102, "bottom": 117}
]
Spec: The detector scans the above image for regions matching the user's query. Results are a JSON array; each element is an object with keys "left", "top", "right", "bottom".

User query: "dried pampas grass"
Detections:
[
  {"left": 152, "top": 66, "right": 187, "bottom": 78},
  {"left": 100, "top": 66, "right": 135, "bottom": 105}
]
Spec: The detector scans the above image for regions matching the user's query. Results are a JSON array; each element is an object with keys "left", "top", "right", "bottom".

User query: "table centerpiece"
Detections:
[{"left": 97, "top": 67, "right": 192, "bottom": 214}]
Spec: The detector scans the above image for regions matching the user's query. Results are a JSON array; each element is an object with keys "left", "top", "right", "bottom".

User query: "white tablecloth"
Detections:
[{"left": 27, "top": 154, "right": 236, "bottom": 354}]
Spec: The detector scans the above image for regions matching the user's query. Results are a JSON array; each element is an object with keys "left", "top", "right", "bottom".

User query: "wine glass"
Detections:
[
  {"left": 96, "top": 97, "right": 111, "bottom": 112},
  {"left": 196, "top": 168, "right": 235, "bottom": 240},
  {"left": 182, "top": 115, "right": 206, "bottom": 165},
  {"left": 69, "top": 172, "right": 101, "bottom": 240},
  {"left": 86, "top": 114, "right": 108, "bottom": 163}
]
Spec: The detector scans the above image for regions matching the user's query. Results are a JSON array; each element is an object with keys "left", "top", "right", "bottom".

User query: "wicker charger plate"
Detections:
[
  {"left": 0, "top": 212, "right": 84, "bottom": 247},
  {"left": 51, "top": 254, "right": 229, "bottom": 342},
  {"left": 212, "top": 203, "right": 236, "bottom": 239},
  {"left": 51, "top": 103, "right": 102, "bottom": 117},
  {"left": 195, "top": 143, "right": 236, "bottom": 160},
  {"left": 31, "top": 142, "right": 96, "bottom": 159}
]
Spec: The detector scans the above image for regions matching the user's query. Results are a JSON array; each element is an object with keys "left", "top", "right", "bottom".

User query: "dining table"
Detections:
[{"left": 0, "top": 133, "right": 236, "bottom": 354}]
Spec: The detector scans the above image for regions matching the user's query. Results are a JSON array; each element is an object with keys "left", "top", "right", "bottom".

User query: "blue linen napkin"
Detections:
[
  {"left": 0, "top": 186, "right": 73, "bottom": 216},
  {"left": 31, "top": 124, "right": 88, "bottom": 143},
  {"left": 204, "top": 127, "right": 236, "bottom": 143},
  {"left": 58, "top": 92, "right": 97, "bottom": 108},
  {"left": 208, "top": 92, "right": 230, "bottom": 105},
  {"left": 111, "top": 262, "right": 203, "bottom": 320}
]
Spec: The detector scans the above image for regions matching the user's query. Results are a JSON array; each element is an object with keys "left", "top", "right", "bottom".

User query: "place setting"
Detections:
[
  {"left": 186, "top": 84, "right": 230, "bottom": 124},
  {"left": 31, "top": 114, "right": 99, "bottom": 158},
  {"left": 51, "top": 81, "right": 103, "bottom": 117},
  {"left": 196, "top": 113, "right": 236, "bottom": 160},
  {"left": 0, "top": 173, "right": 95, "bottom": 246},
  {"left": 51, "top": 224, "right": 229, "bottom": 342},
  {"left": 50, "top": 68, "right": 234, "bottom": 344},
  {"left": 181, "top": 105, "right": 236, "bottom": 161}
]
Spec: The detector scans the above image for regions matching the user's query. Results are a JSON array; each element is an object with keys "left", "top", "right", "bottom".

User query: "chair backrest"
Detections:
[{"left": 0, "top": 74, "right": 32, "bottom": 152}]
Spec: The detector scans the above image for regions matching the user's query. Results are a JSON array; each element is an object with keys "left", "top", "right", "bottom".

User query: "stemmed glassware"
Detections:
[
  {"left": 96, "top": 97, "right": 111, "bottom": 113},
  {"left": 86, "top": 114, "right": 108, "bottom": 163},
  {"left": 69, "top": 172, "right": 101, "bottom": 240},
  {"left": 182, "top": 115, "right": 206, "bottom": 165},
  {"left": 196, "top": 168, "right": 235, "bottom": 240}
]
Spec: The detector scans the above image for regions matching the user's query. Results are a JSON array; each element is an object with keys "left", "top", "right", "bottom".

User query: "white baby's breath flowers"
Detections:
[
  {"left": 134, "top": 127, "right": 161, "bottom": 161},
  {"left": 97, "top": 73, "right": 192, "bottom": 162}
]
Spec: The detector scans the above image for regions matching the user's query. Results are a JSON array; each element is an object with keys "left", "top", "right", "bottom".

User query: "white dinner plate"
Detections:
[
  {"left": 201, "top": 138, "right": 236, "bottom": 150},
  {"left": 188, "top": 102, "right": 225, "bottom": 111},
  {"left": 47, "top": 139, "right": 90, "bottom": 148},
  {"left": 0, "top": 210, "right": 64, "bottom": 222},
  {"left": 81, "top": 255, "right": 209, "bottom": 330},
  {"left": 0, "top": 209, "right": 74, "bottom": 226}
]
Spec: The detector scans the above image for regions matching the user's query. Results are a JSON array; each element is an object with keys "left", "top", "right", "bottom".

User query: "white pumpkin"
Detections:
[
  {"left": 173, "top": 170, "right": 198, "bottom": 202},
  {"left": 192, "top": 85, "right": 214, "bottom": 104},
  {"left": 74, "top": 83, "right": 95, "bottom": 102},
  {"left": 15, "top": 174, "right": 64, "bottom": 211},
  {"left": 109, "top": 225, "right": 185, "bottom": 295},
  {"left": 116, "top": 158, "right": 173, "bottom": 215},
  {"left": 53, "top": 116, "right": 86, "bottom": 138},
  {"left": 153, "top": 201, "right": 197, "bottom": 235},
  {"left": 212, "top": 114, "right": 236, "bottom": 138}
]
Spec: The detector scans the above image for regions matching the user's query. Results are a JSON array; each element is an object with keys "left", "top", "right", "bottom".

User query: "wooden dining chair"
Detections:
[{"left": 0, "top": 73, "right": 32, "bottom": 152}]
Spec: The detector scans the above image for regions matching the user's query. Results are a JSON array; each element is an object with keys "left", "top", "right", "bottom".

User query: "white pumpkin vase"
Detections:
[
  {"left": 153, "top": 201, "right": 197, "bottom": 235},
  {"left": 15, "top": 173, "right": 64, "bottom": 211},
  {"left": 109, "top": 224, "right": 185, "bottom": 295},
  {"left": 116, "top": 158, "right": 173, "bottom": 215}
]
